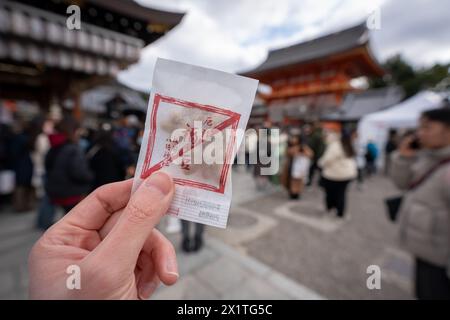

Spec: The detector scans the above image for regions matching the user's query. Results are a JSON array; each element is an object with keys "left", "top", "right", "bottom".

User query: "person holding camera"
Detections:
[{"left": 389, "top": 106, "right": 450, "bottom": 300}]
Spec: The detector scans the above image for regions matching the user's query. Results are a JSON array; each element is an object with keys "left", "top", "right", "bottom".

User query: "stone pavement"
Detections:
[
  {"left": 0, "top": 167, "right": 322, "bottom": 300},
  {"left": 0, "top": 166, "right": 416, "bottom": 300},
  {"left": 218, "top": 170, "right": 415, "bottom": 300},
  {"left": 152, "top": 234, "right": 322, "bottom": 300},
  {"left": 0, "top": 210, "right": 41, "bottom": 299}
]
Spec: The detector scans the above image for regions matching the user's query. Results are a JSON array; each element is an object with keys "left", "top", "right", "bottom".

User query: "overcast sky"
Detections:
[{"left": 119, "top": 0, "right": 450, "bottom": 92}]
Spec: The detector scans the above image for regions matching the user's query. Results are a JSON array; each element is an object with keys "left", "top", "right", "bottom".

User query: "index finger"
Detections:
[{"left": 61, "top": 179, "right": 133, "bottom": 231}]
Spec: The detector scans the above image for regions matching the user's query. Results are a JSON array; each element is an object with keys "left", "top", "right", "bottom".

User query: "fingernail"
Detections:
[
  {"left": 144, "top": 171, "right": 173, "bottom": 196},
  {"left": 139, "top": 279, "right": 159, "bottom": 300},
  {"left": 166, "top": 257, "right": 179, "bottom": 279}
]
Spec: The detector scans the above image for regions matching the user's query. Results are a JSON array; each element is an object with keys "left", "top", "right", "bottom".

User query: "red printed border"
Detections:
[{"left": 140, "top": 93, "right": 241, "bottom": 194}]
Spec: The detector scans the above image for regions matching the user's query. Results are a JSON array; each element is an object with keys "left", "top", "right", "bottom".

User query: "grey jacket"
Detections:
[{"left": 390, "top": 146, "right": 450, "bottom": 273}]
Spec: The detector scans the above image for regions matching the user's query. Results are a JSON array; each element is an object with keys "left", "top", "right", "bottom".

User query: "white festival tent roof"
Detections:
[{"left": 357, "top": 90, "right": 446, "bottom": 167}]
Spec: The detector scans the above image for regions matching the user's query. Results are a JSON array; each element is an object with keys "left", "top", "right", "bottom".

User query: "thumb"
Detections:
[{"left": 94, "top": 171, "right": 175, "bottom": 266}]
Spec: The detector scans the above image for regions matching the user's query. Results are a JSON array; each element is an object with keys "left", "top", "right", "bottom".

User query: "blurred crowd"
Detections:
[
  {"left": 247, "top": 120, "right": 393, "bottom": 219},
  {"left": 246, "top": 105, "right": 450, "bottom": 299},
  {"left": 2, "top": 103, "right": 450, "bottom": 299},
  {"left": 0, "top": 113, "right": 143, "bottom": 229},
  {"left": 0, "top": 111, "right": 208, "bottom": 254}
]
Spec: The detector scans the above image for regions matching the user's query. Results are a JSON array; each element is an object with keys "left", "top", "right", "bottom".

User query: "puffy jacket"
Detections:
[
  {"left": 318, "top": 137, "right": 357, "bottom": 181},
  {"left": 390, "top": 145, "right": 450, "bottom": 270}
]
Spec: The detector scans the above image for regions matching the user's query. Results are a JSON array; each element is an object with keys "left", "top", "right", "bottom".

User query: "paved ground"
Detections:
[
  {"left": 0, "top": 167, "right": 414, "bottom": 300},
  {"left": 152, "top": 234, "right": 321, "bottom": 300},
  {"left": 209, "top": 169, "right": 414, "bottom": 300},
  {"left": 0, "top": 167, "right": 321, "bottom": 300},
  {"left": 0, "top": 211, "right": 41, "bottom": 299}
]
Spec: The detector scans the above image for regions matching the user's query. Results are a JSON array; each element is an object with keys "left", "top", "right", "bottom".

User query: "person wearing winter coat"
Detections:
[
  {"left": 318, "top": 131, "right": 357, "bottom": 218},
  {"left": 281, "top": 135, "right": 313, "bottom": 199},
  {"left": 9, "top": 120, "right": 36, "bottom": 212},
  {"left": 87, "top": 128, "right": 126, "bottom": 190},
  {"left": 365, "top": 140, "right": 378, "bottom": 176},
  {"left": 304, "top": 123, "right": 325, "bottom": 186},
  {"left": 45, "top": 117, "right": 93, "bottom": 213},
  {"left": 389, "top": 107, "right": 450, "bottom": 300}
]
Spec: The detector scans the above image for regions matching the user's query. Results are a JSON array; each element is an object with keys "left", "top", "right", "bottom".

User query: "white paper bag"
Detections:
[
  {"left": 291, "top": 155, "right": 311, "bottom": 179},
  {"left": 133, "top": 58, "right": 258, "bottom": 228},
  {"left": 0, "top": 170, "right": 15, "bottom": 194}
]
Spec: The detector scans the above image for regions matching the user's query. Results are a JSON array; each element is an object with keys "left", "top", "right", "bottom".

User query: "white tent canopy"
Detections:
[{"left": 357, "top": 90, "right": 445, "bottom": 167}]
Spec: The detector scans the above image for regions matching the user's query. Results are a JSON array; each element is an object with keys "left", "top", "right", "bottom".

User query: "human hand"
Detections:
[{"left": 28, "top": 172, "right": 178, "bottom": 299}]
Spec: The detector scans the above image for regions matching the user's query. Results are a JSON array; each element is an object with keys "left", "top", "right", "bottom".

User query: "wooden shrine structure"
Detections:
[
  {"left": 0, "top": 0, "right": 184, "bottom": 118},
  {"left": 242, "top": 22, "right": 384, "bottom": 125}
]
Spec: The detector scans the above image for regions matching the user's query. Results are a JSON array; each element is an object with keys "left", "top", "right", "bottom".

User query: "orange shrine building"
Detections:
[{"left": 242, "top": 22, "right": 385, "bottom": 126}]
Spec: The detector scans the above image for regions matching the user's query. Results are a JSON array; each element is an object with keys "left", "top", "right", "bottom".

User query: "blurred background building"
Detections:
[
  {"left": 242, "top": 23, "right": 385, "bottom": 127},
  {"left": 0, "top": 0, "right": 182, "bottom": 121}
]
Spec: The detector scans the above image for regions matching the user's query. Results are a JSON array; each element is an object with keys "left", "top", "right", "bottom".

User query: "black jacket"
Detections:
[
  {"left": 45, "top": 143, "right": 93, "bottom": 199},
  {"left": 87, "top": 144, "right": 126, "bottom": 190}
]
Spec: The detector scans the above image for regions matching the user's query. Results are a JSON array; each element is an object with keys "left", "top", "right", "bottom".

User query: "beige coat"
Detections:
[
  {"left": 390, "top": 146, "right": 450, "bottom": 270},
  {"left": 318, "top": 138, "right": 357, "bottom": 181}
]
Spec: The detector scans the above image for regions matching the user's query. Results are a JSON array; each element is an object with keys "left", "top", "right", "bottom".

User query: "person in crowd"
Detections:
[
  {"left": 389, "top": 106, "right": 450, "bottom": 300},
  {"left": 114, "top": 115, "right": 141, "bottom": 179},
  {"left": 10, "top": 120, "right": 35, "bottom": 212},
  {"left": 32, "top": 117, "right": 57, "bottom": 230},
  {"left": 0, "top": 122, "right": 15, "bottom": 209},
  {"left": 253, "top": 121, "right": 273, "bottom": 190},
  {"left": 352, "top": 130, "right": 366, "bottom": 190},
  {"left": 282, "top": 135, "right": 313, "bottom": 199},
  {"left": 77, "top": 127, "right": 94, "bottom": 153},
  {"left": 365, "top": 139, "right": 378, "bottom": 176},
  {"left": 318, "top": 130, "right": 357, "bottom": 218},
  {"left": 87, "top": 125, "right": 126, "bottom": 190},
  {"left": 31, "top": 117, "right": 52, "bottom": 197},
  {"left": 384, "top": 129, "right": 399, "bottom": 175},
  {"left": 244, "top": 128, "right": 258, "bottom": 172},
  {"left": 45, "top": 117, "right": 93, "bottom": 213},
  {"left": 180, "top": 220, "right": 204, "bottom": 253},
  {"left": 304, "top": 122, "right": 325, "bottom": 186}
]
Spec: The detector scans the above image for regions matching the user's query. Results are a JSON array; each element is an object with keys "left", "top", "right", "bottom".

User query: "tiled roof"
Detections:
[{"left": 242, "top": 22, "right": 370, "bottom": 76}]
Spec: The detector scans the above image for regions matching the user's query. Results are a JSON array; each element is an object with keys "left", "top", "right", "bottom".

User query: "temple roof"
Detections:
[
  {"left": 0, "top": 1, "right": 184, "bottom": 76},
  {"left": 7, "top": 0, "right": 185, "bottom": 45},
  {"left": 88, "top": 0, "right": 184, "bottom": 27},
  {"left": 322, "top": 86, "right": 405, "bottom": 121},
  {"left": 242, "top": 22, "right": 381, "bottom": 78},
  {"left": 81, "top": 80, "right": 147, "bottom": 114}
]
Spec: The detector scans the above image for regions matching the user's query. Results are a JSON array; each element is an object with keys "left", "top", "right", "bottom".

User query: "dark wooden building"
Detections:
[{"left": 0, "top": 0, "right": 183, "bottom": 118}]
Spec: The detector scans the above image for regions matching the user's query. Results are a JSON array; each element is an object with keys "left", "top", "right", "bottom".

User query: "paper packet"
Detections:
[{"left": 132, "top": 58, "right": 258, "bottom": 228}]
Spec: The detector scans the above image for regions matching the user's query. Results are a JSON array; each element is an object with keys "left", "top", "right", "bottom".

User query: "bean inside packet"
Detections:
[{"left": 132, "top": 58, "right": 258, "bottom": 228}]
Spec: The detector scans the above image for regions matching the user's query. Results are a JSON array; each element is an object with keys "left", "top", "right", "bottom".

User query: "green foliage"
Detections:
[{"left": 369, "top": 54, "right": 450, "bottom": 98}]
